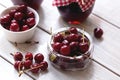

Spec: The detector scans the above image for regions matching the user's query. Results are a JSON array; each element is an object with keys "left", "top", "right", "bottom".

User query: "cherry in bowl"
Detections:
[
  {"left": 0, "top": 5, "right": 39, "bottom": 43},
  {"left": 48, "top": 27, "right": 93, "bottom": 71}
]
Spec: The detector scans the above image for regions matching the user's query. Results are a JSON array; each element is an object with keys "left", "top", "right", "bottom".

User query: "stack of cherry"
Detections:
[
  {"left": 52, "top": 27, "right": 89, "bottom": 57},
  {"left": 13, "top": 52, "right": 48, "bottom": 74},
  {"left": 0, "top": 4, "right": 35, "bottom": 31},
  {"left": 48, "top": 27, "right": 93, "bottom": 70}
]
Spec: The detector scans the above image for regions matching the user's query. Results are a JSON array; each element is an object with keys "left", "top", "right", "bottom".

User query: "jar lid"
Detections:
[{"left": 52, "top": 0, "right": 95, "bottom": 12}]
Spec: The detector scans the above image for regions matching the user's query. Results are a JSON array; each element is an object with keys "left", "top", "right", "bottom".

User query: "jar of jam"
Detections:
[
  {"left": 11, "top": 0, "right": 43, "bottom": 10},
  {"left": 52, "top": 0, "right": 95, "bottom": 24}
]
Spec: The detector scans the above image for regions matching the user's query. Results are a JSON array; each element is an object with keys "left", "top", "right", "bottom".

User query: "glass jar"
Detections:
[
  {"left": 53, "top": 0, "right": 95, "bottom": 24},
  {"left": 48, "top": 27, "right": 93, "bottom": 70},
  {"left": 11, "top": 0, "right": 43, "bottom": 10}
]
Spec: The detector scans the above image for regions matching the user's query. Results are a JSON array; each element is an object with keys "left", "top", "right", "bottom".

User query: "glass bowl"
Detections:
[{"left": 48, "top": 27, "right": 93, "bottom": 71}]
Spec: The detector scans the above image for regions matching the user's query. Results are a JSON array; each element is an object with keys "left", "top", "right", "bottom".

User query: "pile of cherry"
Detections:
[
  {"left": 12, "top": 52, "right": 48, "bottom": 75},
  {"left": 0, "top": 4, "right": 35, "bottom": 31},
  {"left": 52, "top": 27, "right": 103, "bottom": 57}
]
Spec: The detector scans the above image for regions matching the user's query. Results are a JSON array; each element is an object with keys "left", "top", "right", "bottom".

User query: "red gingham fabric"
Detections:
[{"left": 52, "top": 0, "right": 95, "bottom": 12}]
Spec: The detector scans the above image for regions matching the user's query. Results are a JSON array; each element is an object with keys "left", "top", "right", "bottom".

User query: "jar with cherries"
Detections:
[{"left": 52, "top": 0, "right": 95, "bottom": 24}]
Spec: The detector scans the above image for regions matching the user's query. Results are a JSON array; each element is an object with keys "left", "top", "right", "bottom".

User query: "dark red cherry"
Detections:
[
  {"left": 40, "top": 61, "right": 48, "bottom": 71},
  {"left": 14, "top": 61, "right": 23, "bottom": 70},
  {"left": 30, "top": 63, "right": 40, "bottom": 73},
  {"left": 69, "top": 27, "right": 78, "bottom": 34},
  {"left": 11, "top": 19, "right": 18, "bottom": 23},
  {"left": 69, "top": 41, "right": 79, "bottom": 52},
  {"left": 10, "top": 22, "right": 19, "bottom": 31},
  {"left": 25, "top": 52, "right": 33, "bottom": 61},
  {"left": 17, "top": 4, "right": 27, "bottom": 13},
  {"left": 60, "top": 45, "right": 70, "bottom": 56},
  {"left": 0, "top": 14, "right": 11, "bottom": 24},
  {"left": 26, "top": 18, "right": 35, "bottom": 27},
  {"left": 67, "top": 33, "right": 79, "bottom": 42},
  {"left": 22, "top": 25, "right": 29, "bottom": 31},
  {"left": 9, "top": 9, "right": 17, "bottom": 17},
  {"left": 34, "top": 53, "right": 44, "bottom": 63},
  {"left": 14, "top": 12, "right": 24, "bottom": 21},
  {"left": 14, "top": 52, "right": 23, "bottom": 61},
  {"left": 27, "top": 11, "right": 35, "bottom": 18},
  {"left": 94, "top": 27, "right": 103, "bottom": 38},
  {"left": 79, "top": 42, "right": 89, "bottom": 53},
  {"left": 53, "top": 33, "right": 64, "bottom": 42},
  {"left": 24, "top": 60, "right": 32, "bottom": 69},
  {"left": 52, "top": 42, "right": 63, "bottom": 52}
]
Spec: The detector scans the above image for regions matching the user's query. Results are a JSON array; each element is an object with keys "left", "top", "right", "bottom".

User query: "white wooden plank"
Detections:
[
  {"left": 93, "top": 0, "right": 120, "bottom": 27},
  {"left": 0, "top": 57, "right": 33, "bottom": 80}
]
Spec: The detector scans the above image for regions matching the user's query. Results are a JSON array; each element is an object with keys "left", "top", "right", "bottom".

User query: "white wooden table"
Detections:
[{"left": 0, "top": 0, "right": 120, "bottom": 80}]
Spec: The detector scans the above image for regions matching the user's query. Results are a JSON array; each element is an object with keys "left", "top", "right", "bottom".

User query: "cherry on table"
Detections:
[
  {"left": 34, "top": 53, "right": 44, "bottom": 63},
  {"left": 94, "top": 27, "right": 103, "bottom": 38},
  {"left": 30, "top": 63, "right": 40, "bottom": 73},
  {"left": 40, "top": 61, "right": 48, "bottom": 71},
  {"left": 23, "top": 60, "right": 32, "bottom": 69},
  {"left": 25, "top": 52, "right": 33, "bottom": 61},
  {"left": 14, "top": 61, "right": 23, "bottom": 71},
  {"left": 13, "top": 52, "right": 23, "bottom": 61}
]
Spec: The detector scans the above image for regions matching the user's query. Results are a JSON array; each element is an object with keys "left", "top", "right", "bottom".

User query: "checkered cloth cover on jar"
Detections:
[{"left": 52, "top": 0, "right": 95, "bottom": 12}]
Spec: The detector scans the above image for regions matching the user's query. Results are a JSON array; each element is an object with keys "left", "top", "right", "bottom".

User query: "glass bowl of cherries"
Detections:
[
  {"left": 0, "top": 5, "right": 39, "bottom": 43},
  {"left": 48, "top": 27, "right": 93, "bottom": 71}
]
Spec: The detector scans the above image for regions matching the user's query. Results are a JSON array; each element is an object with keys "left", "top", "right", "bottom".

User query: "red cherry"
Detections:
[
  {"left": 10, "top": 22, "right": 20, "bottom": 31},
  {"left": 24, "top": 60, "right": 32, "bottom": 69},
  {"left": 22, "top": 25, "right": 30, "bottom": 31},
  {"left": 26, "top": 18, "right": 35, "bottom": 27},
  {"left": 79, "top": 42, "right": 89, "bottom": 53},
  {"left": 52, "top": 42, "right": 63, "bottom": 52},
  {"left": 9, "top": 9, "right": 17, "bottom": 17},
  {"left": 0, "top": 14, "right": 11, "bottom": 24},
  {"left": 34, "top": 53, "right": 44, "bottom": 63},
  {"left": 14, "top": 52, "right": 23, "bottom": 61},
  {"left": 60, "top": 45, "right": 70, "bottom": 56},
  {"left": 94, "top": 27, "right": 103, "bottom": 38},
  {"left": 14, "top": 12, "right": 24, "bottom": 21},
  {"left": 40, "top": 61, "right": 48, "bottom": 71},
  {"left": 69, "top": 27, "right": 78, "bottom": 34},
  {"left": 67, "top": 33, "right": 79, "bottom": 42},
  {"left": 53, "top": 33, "right": 64, "bottom": 42},
  {"left": 25, "top": 52, "right": 33, "bottom": 61},
  {"left": 14, "top": 61, "right": 23, "bottom": 70},
  {"left": 17, "top": 4, "right": 27, "bottom": 13},
  {"left": 30, "top": 63, "right": 40, "bottom": 73},
  {"left": 27, "top": 11, "right": 35, "bottom": 18},
  {"left": 69, "top": 41, "right": 79, "bottom": 52},
  {"left": 11, "top": 19, "right": 18, "bottom": 23}
]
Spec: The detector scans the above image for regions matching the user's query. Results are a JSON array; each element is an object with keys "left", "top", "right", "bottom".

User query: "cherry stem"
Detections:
[
  {"left": 19, "top": 64, "right": 43, "bottom": 77},
  {"left": 10, "top": 53, "right": 14, "bottom": 56},
  {"left": 50, "top": 27, "right": 52, "bottom": 35}
]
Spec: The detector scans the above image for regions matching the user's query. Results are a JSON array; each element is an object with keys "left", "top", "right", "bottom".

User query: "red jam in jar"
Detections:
[
  {"left": 53, "top": 0, "right": 95, "bottom": 24},
  {"left": 11, "top": 0, "right": 43, "bottom": 10}
]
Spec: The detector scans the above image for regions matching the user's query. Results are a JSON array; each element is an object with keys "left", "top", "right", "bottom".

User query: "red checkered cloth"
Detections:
[{"left": 52, "top": 0, "right": 95, "bottom": 12}]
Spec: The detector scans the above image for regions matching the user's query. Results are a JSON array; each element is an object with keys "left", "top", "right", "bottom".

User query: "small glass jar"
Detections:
[
  {"left": 48, "top": 27, "right": 93, "bottom": 70},
  {"left": 11, "top": 0, "right": 43, "bottom": 10},
  {"left": 53, "top": 0, "right": 95, "bottom": 24}
]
